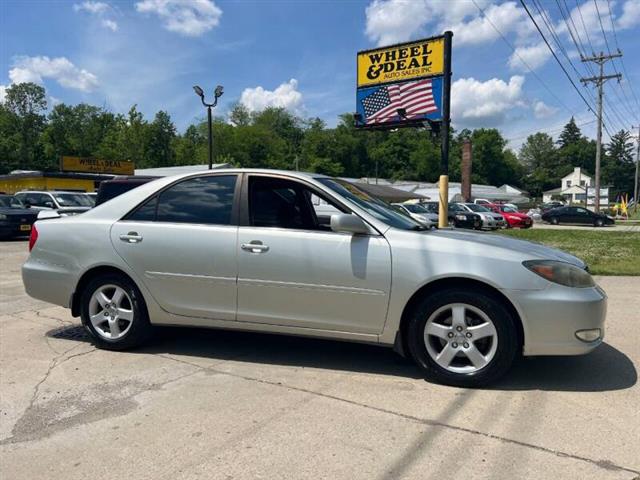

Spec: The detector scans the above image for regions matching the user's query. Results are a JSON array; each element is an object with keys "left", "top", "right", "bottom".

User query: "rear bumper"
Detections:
[
  {"left": 0, "top": 222, "right": 33, "bottom": 237},
  {"left": 504, "top": 283, "right": 607, "bottom": 356},
  {"left": 22, "top": 256, "right": 76, "bottom": 308}
]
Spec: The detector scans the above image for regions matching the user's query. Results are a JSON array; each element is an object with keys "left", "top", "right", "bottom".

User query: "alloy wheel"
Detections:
[
  {"left": 423, "top": 303, "right": 498, "bottom": 374},
  {"left": 88, "top": 284, "right": 134, "bottom": 340}
]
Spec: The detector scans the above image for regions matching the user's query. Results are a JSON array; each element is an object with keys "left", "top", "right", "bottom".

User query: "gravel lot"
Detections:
[{"left": 1, "top": 239, "right": 638, "bottom": 480}]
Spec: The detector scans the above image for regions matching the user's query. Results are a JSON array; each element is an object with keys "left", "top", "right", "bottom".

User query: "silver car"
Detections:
[
  {"left": 458, "top": 203, "right": 506, "bottom": 230},
  {"left": 392, "top": 202, "right": 438, "bottom": 228},
  {"left": 22, "top": 169, "right": 606, "bottom": 387}
]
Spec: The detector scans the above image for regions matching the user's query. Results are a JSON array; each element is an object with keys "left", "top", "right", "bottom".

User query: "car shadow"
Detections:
[{"left": 48, "top": 325, "right": 636, "bottom": 392}]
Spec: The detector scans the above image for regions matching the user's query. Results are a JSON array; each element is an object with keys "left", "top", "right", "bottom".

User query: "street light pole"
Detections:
[{"left": 193, "top": 85, "right": 224, "bottom": 170}]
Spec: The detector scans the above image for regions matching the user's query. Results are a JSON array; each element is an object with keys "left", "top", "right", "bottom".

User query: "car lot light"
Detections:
[{"left": 575, "top": 329, "right": 602, "bottom": 343}]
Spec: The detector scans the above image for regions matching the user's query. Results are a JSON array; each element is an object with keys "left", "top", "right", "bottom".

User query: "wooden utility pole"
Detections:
[
  {"left": 580, "top": 52, "right": 622, "bottom": 212},
  {"left": 632, "top": 126, "right": 639, "bottom": 213}
]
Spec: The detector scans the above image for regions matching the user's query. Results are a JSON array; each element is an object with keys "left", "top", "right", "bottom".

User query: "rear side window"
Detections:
[{"left": 128, "top": 175, "right": 237, "bottom": 225}]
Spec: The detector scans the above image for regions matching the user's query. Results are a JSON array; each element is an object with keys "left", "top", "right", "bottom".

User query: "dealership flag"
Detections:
[{"left": 361, "top": 79, "right": 437, "bottom": 124}]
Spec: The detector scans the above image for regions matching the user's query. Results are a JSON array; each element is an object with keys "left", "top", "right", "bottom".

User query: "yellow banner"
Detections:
[
  {"left": 61, "top": 156, "right": 134, "bottom": 175},
  {"left": 357, "top": 37, "right": 445, "bottom": 88}
]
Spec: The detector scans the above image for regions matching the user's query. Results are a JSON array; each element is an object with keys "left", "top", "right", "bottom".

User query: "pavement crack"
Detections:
[{"left": 153, "top": 354, "right": 640, "bottom": 477}]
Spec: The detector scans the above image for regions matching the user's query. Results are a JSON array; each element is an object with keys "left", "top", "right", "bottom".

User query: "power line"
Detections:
[
  {"left": 470, "top": 0, "right": 574, "bottom": 116},
  {"left": 519, "top": 0, "right": 595, "bottom": 114},
  {"left": 574, "top": 0, "right": 596, "bottom": 56}
]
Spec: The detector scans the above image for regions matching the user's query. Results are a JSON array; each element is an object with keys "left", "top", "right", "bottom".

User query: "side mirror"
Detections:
[
  {"left": 330, "top": 214, "right": 369, "bottom": 235},
  {"left": 24, "top": 202, "right": 31, "bottom": 208},
  {"left": 44, "top": 201, "right": 54, "bottom": 208}
]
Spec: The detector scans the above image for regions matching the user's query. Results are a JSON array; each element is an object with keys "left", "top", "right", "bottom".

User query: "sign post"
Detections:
[
  {"left": 439, "top": 31, "right": 453, "bottom": 228},
  {"left": 355, "top": 32, "right": 453, "bottom": 227}
]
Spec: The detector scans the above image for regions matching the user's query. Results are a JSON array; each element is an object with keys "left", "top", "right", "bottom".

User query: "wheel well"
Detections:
[
  {"left": 397, "top": 277, "right": 524, "bottom": 356},
  {"left": 71, "top": 266, "right": 137, "bottom": 317}
]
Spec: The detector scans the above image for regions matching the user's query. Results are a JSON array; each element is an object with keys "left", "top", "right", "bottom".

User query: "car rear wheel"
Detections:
[
  {"left": 80, "top": 273, "right": 152, "bottom": 350},
  {"left": 406, "top": 288, "right": 518, "bottom": 387}
]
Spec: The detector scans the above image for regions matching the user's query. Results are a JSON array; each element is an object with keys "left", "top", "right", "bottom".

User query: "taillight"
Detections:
[{"left": 29, "top": 224, "right": 38, "bottom": 252}]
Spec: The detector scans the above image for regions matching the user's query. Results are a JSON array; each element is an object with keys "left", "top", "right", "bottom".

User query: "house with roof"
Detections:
[{"left": 542, "top": 167, "right": 609, "bottom": 207}]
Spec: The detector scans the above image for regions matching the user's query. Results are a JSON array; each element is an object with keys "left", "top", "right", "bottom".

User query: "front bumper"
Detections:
[{"left": 503, "top": 283, "right": 607, "bottom": 356}]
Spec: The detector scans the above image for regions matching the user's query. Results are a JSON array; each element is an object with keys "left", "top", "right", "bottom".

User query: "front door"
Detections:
[
  {"left": 236, "top": 175, "right": 392, "bottom": 335},
  {"left": 111, "top": 174, "right": 240, "bottom": 321}
]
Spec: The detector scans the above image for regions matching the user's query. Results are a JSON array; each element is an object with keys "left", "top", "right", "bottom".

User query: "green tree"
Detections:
[
  {"left": 2, "top": 82, "right": 48, "bottom": 170},
  {"left": 603, "top": 129, "right": 635, "bottom": 196},
  {"left": 519, "top": 132, "right": 557, "bottom": 196},
  {"left": 145, "top": 111, "right": 176, "bottom": 167}
]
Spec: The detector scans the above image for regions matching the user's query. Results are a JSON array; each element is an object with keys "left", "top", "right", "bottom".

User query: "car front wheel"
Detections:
[
  {"left": 406, "top": 288, "right": 518, "bottom": 387},
  {"left": 550, "top": 217, "right": 559, "bottom": 225},
  {"left": 80, "top": 273, "right": 153, "bottom": 350},
  {"left": 594, "top": 218, "right": 604, "bottom": 227}
]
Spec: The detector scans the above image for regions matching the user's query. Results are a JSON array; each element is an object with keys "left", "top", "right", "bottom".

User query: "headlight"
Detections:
[
  {"left": 0, "top": 213, "right": 7, "bottom": 220},
  {"left": 523, "top": 260, "right": 595, "bottom": 288},
  {"left": 455, "top": 214, "right": 467, "bottom": 221}
]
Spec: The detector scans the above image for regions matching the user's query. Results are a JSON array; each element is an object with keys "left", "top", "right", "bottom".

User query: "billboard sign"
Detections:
[
  {"left": 356, "top": 35, "right": 446, "bottom": 129},
  {"left": 61, "top": 156, "right": 134, "bottom": 175},
  {"left": 357, "top": 36, "right": 445, "bottom": 88}
]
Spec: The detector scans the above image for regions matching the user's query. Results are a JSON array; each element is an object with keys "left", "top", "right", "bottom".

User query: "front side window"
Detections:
[{"left": 127, "top": 175, "right": 237, "bottom": 225}]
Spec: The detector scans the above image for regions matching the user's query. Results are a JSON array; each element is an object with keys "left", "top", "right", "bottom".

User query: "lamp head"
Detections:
[
  {"left": 214, "top": 85, "right": 224, "bottom": 98},
  {"left": 193, "top": 85, "right": 204, "bottom": 98}
]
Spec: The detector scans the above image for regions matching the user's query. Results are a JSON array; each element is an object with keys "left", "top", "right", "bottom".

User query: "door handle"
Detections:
[
  {"left": 120, "top": 232, "right": 143, "bottom": 243},
  {"left": 241, "top": 241, "right": 269, "bottom": 253}
]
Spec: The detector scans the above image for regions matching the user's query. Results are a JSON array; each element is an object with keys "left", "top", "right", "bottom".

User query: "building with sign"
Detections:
[{"left": 0, "top": 171, "right": 115, "bottom": 195}]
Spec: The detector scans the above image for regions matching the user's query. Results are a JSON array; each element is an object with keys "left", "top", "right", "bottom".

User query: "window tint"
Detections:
[
  {"left": 127, "top": 196, "right": 158, "bottom": 221},
  {"left": 149, "top": 175, "right": 237, "bottom": 225}
]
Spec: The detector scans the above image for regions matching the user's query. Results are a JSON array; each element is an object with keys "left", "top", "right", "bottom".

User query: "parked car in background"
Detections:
[
  {"left": 428, "top": 202, "right": 482, "bottom": 229},
  {"left": 14, "top": 191, "right": 93, "bottom": 216},
  {"left": 489, "top": 204, "right": 533, "bottom": 229},
  {"left": 95, "top": 176, "right": 157, "bottom": 206},
  {"left": 22, "top": 168, "right": 606, "bottom": 387},
  {"left": 541, "top": 201, "right": 565, "bottom": 212},
  {"left": 86, "top": 192, "right": 97, "bottom": 206},
  {"left": 457, "top": 203, "right": 506, "bottom": 230},
  {"left": 541, "top": 206, "right": 614, "bottom": 227},
  {"left": 392, "top": 202, "right": 438, "bottom": 228},
  {"left": 0, "top": 194, "right": 38, "bottom": 239}
]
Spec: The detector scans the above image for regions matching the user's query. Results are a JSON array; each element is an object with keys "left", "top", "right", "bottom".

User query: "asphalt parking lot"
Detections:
[{"left": 1, "top": 239, "right": 638, "bottom": 480}]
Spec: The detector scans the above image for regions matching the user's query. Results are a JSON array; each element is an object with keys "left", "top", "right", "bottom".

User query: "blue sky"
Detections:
[{"left": 1, "top": 0, "right": 639, "bottom": 150}]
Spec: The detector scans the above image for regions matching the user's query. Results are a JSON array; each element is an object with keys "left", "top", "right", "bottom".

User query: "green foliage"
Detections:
[{"left": 0, "top": 82, "right": 631, "bottom": 200}]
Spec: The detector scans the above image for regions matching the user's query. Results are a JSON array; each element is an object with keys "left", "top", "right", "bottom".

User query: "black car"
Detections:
[
  {"left": 95, "top": 176, "right": 157, "bottom": 206},
  {"left": 541, "top": 206, "right": 615, "bottom": 227},
  {"left": 424, "top": 202, "right": 482, "bottom": 229},
  {"left": 0, "top": 195, "right": 39, "bottom": 240}
]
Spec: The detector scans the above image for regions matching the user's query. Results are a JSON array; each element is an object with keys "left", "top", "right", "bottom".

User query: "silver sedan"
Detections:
[{"left": 22, "top": 169, "right": 606, "bottom": 387}]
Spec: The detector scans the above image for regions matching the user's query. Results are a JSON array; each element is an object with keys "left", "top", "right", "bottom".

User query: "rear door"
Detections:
[{"left": 110, "top": 174, "right": 240, "bottom": 321}]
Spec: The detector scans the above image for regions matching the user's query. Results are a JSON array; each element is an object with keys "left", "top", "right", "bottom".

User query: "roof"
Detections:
[
  {"left": 543, "top": 187, "right": 563, "bottom": 194},
  {"left": 134, "top": 163, "right": 230, "bottom": 176},
  {"left": 354, "top": 182, "right": 428, "bottom": 202}
]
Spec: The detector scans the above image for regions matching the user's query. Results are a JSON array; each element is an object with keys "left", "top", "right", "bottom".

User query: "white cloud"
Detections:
[
  {"left": 240, "top": 79, "right": 303, "bottom": 113},
  {"left": 452, "top": 75, "right": 526, "bottom": 126},
  {"left": 533, "top": 100, "right": 558, "bottom": 119},
  {"left": 101, "top": 19, "right": 118, "bottom": 31},
  {"left": 365, "top": 0, "right": 434, "bottom": 46},
  {"left": 49, "top": 95, "right": 62, "bottom": 107},
  {"left": 9, "top": 56, "right": 99, "bottom": 92},
  {"left": 508, "top": 42, "right": 551, "bottom": 71},
  {"left": 617, "top": 0, "right": 640, "bottom": 29},
  {"left": 73, "top": 1, "right": 109, "bottom": 14},
  {"left": 135, "top": 0, "right": 222, "bottom": 36},
  {"left": 0, "top": 85, "right": 7, "bottom": 103}
]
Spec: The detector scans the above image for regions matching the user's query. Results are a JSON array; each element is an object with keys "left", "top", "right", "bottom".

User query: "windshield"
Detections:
[
  {"left": 0, "top": 196, "right": 25, "bottom": 208},
  {"left": 422, "top": 202, "right": 439, "bottom": 213},
  {"left": 317, "top": 178, "right": 426, "bottom": 230},
  {"left": 403, "top": 203, "right": 430, "bottom": 214},
  {"left": 465, "top": 203, "right": 490, "bottom": 212},
  {"left": 502, "top": 206, "right": 518, "bottom": 213},
  {"left": 53, "top": 193, "right": 93, "bottom": 207}
]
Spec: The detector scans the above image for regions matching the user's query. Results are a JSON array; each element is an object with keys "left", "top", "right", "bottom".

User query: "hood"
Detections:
[
  {"left": 502, "top": 211, "right": 529, "bottom": 219},
  {"left": 0, "top": 207, "right": 38, "bottom": 217},
  {"left": 429, "top": 229, "right": 586, "bottom": 268}
]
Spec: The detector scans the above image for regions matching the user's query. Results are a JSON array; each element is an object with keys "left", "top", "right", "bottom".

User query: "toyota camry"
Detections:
[{"left": 22, "top": 169, "right": 607, "bottom": 387}]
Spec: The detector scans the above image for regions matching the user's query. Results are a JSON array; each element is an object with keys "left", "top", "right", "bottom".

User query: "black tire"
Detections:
[
  {"left": 405, "top": 288, "right": 519, "bottom": 388},
  {"left": 550, "top": 217, "right": 559, "bottom": 225},
  {"left": 80, "top": 273, "right": 153, "bottom": 350},
  {"left": 594, "top": 218, "right": 604, "bottom": 227}
]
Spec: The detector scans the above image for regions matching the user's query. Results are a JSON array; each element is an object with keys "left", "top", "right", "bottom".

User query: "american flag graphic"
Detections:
[{"left": 361, "top": 79, "right": 437, "bottom": 124}]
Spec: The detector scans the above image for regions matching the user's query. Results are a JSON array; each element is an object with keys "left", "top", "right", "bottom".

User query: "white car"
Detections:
[
  {"left": 22, "top": 169, "right": 606, "bottom": 387},
  {"left": 14, "top": 190, "right": 93, "bottom": 216},
  {"left": 457, "top": 203, "right": 506, "bottom": 230}
]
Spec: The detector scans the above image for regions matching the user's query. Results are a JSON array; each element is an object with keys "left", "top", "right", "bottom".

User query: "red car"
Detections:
[{"left": 489, "top": 204, "right": 533, "bottom": 228}]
